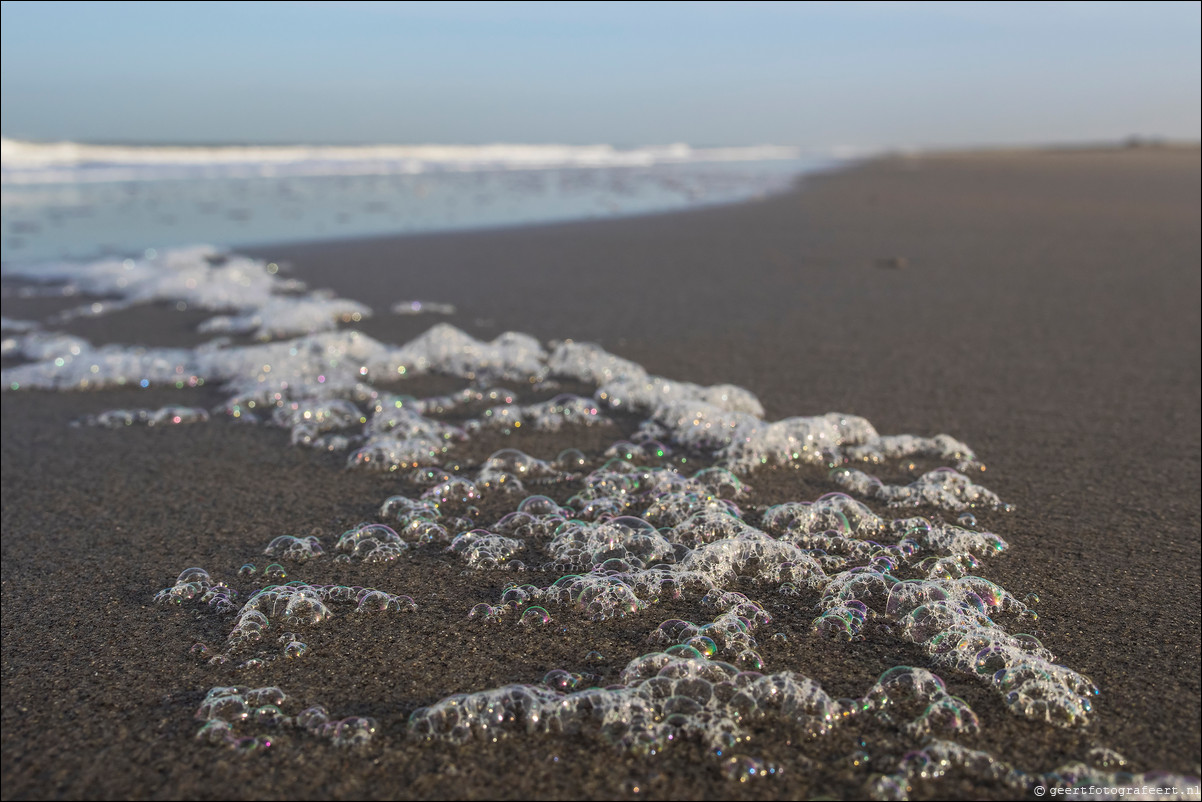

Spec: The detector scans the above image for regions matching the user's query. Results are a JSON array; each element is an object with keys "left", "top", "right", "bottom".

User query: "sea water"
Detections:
[
  {"left": 1, "top": 139, "right": 826, "bottom": 263},
  {"left": 3, "top": 245, "right": 1199, "bottom": 800}
]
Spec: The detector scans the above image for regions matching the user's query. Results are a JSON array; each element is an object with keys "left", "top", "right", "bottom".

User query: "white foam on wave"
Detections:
[{"left": 1, "top": 138, "right": 804, "bottom": 185}]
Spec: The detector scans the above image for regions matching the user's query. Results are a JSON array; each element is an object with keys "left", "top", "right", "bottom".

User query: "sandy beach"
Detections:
[{"left": 2, "top": 146, "right": 1199, "bottom": 800}]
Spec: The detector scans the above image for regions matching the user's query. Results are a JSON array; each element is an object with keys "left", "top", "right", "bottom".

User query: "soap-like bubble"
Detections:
[
  {"left": 554, "top": 448, "right": 589, "bottom": 472},
  {"left": 518, "top": 606, "right": 553, "bottom": 626},
  {"left": 283, "top": 640, "right": 308, "bottom": 659},
  {"left": 329, "top": 716, "right": 378, "bottom": 748},
  {"left": 447, "top": 530, "right": 524, "bottom": 569},
  {"left": 196, "top": 687, "right": 250, "bottom": 722},
  {"left": 336, "top": 523, "right": 408, "bottom": 563},
  {"left": 833, "top": 467, "right": 1009, "bottom": 513},
  {"left": 76, "top": 405, "right": 210, "bottom": 428},
  {"left": 190, "top": 683, "right": 379, "bottom": 753},
  {"left": 264, "top": 535, "right": 325, "bottom": 561},
  {"left": 356, "top": 589, "right": 417, "bottom": 614}
]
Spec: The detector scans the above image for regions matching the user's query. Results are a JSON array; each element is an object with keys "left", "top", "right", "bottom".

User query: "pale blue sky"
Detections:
[{"left": 2, "top": 1, "right": 1198, "bottom": 148}]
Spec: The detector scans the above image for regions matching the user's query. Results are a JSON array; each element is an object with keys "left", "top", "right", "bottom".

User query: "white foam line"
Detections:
[{"left": 1, "top": 139, "right": 804, "bottom": 185}]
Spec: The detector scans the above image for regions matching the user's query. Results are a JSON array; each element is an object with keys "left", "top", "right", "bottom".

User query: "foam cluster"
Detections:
[
  {"left": 4, "top": 245, "right": 370, "bottom": 340},
  {"left": 158, "top": 568, "right": 415, "bottom": 668},
  {"left": 409, "top": 648, "right": 849, "bottom": 756},
  {"left": 410, "top": 652, "right": 992, "bottom": 763},
  {"left": 74, "top": 405, "right": 210, "bottom": 428},
  {"left": 7, "top": 316, "right": 993, "bottom": 512},
  {"left": 12, "top": 250, "right": 1192, "bottom": 793},
  {"left": 194, "top": 685, "right": 377, "bottom": 752},
  {"left": 392, "top": 300, "right": 456, "bottom": 316},
  {"left": 833, "top": 466, "right": 1009, "bottom": 512}
]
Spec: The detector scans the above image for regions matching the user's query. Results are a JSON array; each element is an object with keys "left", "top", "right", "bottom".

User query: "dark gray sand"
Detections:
[{"left": 3, "top": 146, "right": 1199, "bottom": 799}]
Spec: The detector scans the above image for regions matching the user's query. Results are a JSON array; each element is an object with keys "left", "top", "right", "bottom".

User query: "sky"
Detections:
[{"left": 1, "top": 1, "right": 1199, "bottom": 150}]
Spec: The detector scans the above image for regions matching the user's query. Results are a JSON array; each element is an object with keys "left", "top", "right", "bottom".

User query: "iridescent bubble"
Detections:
[
  {"left": 517, "top": 495, "right": 565, "bottom": 516},
  {"left": 253, "top": 704, "right": 287, "bottom": 726},
  {"left": 447, "top": 530, "right": 524, "bottom": 569},
  {"left": 283, "top": 641, "right": 308, "bottom": 659},
  {"left": 500, "top": 586, "right": 530, "bottom": 607},
  {"left": 355, "top": 589, "right": 417, "bottom": 614},
  {"left": 554, "top": 448, "right": 589, "bottom": 471},
  {"left": 691, "top": 466, "right": 745, "bottom": 499},
  {"left": 336, "top": 522, "right": 409, "bottom": 562},
  {"left": 649, "top": 619, "right": 698, "bottom": 645},
  {"left": 196, "top": 687, "right": 250, "bottom": 721},
  {"left": 282, "top": 589, "right": 331, "bottom": 625},
  {"left": 297, "top": 705, "right": 330, "bottom": 733},
  {"left": 1085, "top": 747, "right": 1128, "bottom": 770},
  {"left": 519, "top": 606, "right": 552, "bottom": 626},
  {"left": 264, "top": 535, "right": 324, "bottom": 561},
  {"left": 663, "top": 644, "right": 705, "bottom": 660},
  {"left": 195, "top": 719, "right": 234, "bottom": 745},
  {"left": 329, "top": 716, "right": 377, "bottom": 748},
  {"left": 543, "top": 669, "right": 580, "bottom": 692},
  {"left": 734, "top": 649, "right": 764, "bottom": 671}
]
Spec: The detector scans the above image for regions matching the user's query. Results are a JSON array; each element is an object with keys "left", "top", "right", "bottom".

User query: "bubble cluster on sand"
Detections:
[
  {"left": 867, "top": 741, "right": 1202, "bottom": 801},
  {"left": 264, "top": 535, "right": 325, "bottom": 561},
  {"left": 154, "top": 567, "right": 235, "bottom": 611},
  {"left": 361, "top": 454, "right": 1088, "bottom": 728},
  {"left": 8, "top": 248, "right": 1197, "bottom": 796},
  {"left": 194, "top": 685, "right": 377, "bottom": 751},
  {"left": 157, "top": 567, "right": 415, "bottom": 666},
  {"left": 833, "top": 466, "right": 1009, "bottom": 512},
  {"left": 408, "top": 649, "right": 851, "bottom": 755},
  {"left": 5, "top": 311, "right": 989, "bottom": 494},
  {"left": 73, "top": 405, "right": 210, "bottom": 428},
  {"left": 3, "top": 245, "right": 370, "bottom": 339},
  {"left": 392, "top": 300, "right": 456, "bottom": 316}
]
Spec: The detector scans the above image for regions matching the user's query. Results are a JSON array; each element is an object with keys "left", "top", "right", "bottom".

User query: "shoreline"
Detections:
[
  {"left": 234, "top": 141, "right": 1198, "bottom": 263},
  {"left": 3, "top": 146, "right": 1199, "bottom": 799},
  {"left": 0, "top": 151, "right": 827, "bottom": 266}
]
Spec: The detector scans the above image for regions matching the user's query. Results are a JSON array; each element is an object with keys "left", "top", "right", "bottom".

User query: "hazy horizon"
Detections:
[
  {"left": 3, "top": 1, "right": 1199, "bottom": 152},
  {"left": 4, "top": 135, "right": 1199, "bottom": 150}
]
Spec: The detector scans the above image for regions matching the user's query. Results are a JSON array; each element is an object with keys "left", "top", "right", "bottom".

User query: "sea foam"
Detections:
[
  {"left": 2, "top": 138, "right": 803, "bottom": 184},
  {"left": 4, "top": 246, "right": 1197, "bottom": 799}
]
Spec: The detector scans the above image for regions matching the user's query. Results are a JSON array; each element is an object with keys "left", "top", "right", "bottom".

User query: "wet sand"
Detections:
[{"left": 2, "top": 145, "right": 1199, "bottom": 799}]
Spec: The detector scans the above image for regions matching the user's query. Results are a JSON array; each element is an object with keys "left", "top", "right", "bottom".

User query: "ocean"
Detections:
[{"left": 1, "top": 139, "right": 828, "bottom": 263}]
